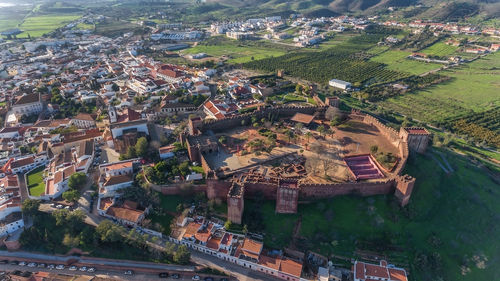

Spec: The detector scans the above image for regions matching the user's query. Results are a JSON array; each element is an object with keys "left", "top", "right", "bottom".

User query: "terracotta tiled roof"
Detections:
[
  {"left": 103, "top": 174, "right": 133, "bottom": 187},
  {"left": 388, "top": 268, "right": 408, "bottom": 281},
  {"left": 279, "top": 258, "right": 303, "bottom": 278},
  {"left": 10, "top": 157, "right": 34, "bottom": 169},
  {"left": 241, "top": 238, "right": 263, "bottom": 255},
  {"left": 14, "top": 93, "right": 40, "bottom": 105},
  {"left": 258, "top": 255, "right": 281, "bottom": 270},
  {"left": 183, "top": 222, "right": 202, "bottom": 239},
  {"left": 106, "top": 205, "right": 144, "bottom": 223},
  {"left": 290, "top": 113, "right": 315, "bottom": 125}
]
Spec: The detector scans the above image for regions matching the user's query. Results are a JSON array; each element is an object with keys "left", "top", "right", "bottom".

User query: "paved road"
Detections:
[
  {"left": 0, "top": 251, "right": 195, "bottom": 272},
  {"left": 189, "top": 251, "right": 276, "bottom": 281},
  {"left": 0, "top": 263, "right": 197, "bottom": 281},
  {"left": 17, "top": 172, "right": 29, "bottom": 202}
]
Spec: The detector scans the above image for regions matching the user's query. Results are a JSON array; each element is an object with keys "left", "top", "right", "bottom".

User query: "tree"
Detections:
[
  {"left": 96, "top": 220, "right": 123, "bottom": 243},
  {"left": 68, "top": 172, "right": 87, "bottom": 190},
  {"left": 62, "top": 233, "right": 80, "bottom": 248},
  {"left": 224, "top": 220, "right": 232, "bottom": 230},
  {"left": 317, "top": 125, "right": 325, "bottom": 137},
  {"left": 173, "top": 245, "right": 191, "bottom": 264},
  {"left": 305, "top": 131, "right": 312, "bottom": 142},
  {"left": 62, "top": 189, "right": 80, "bottom": 203},
  {"left": 218, "top": 136, "right": 227, "bottom": 144},
  {"left": 135, "top": 137, "right": 149, "bottom": 158},
  {"left": 21, "top": 199, "right": 40, "bottom": 216},
  {"left": 370, "top": 145, "right": 379, "bottom": 154}
]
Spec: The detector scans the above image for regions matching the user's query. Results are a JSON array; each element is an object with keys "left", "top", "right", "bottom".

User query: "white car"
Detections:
[
  {"left": 47, "top": 264, "right": 55, "bottom": 270},
  {"left": 27, "top": 262, "right": 37, "bottom": 267},
  {"left": 192, "top": 275, "right": 200, "bottom": 281},
  {"left": 69, "top": 266, "right": 77, "bottom": 271},
  {"left": 56, "top": 204, "right": 64, "bottom": 209},
  {"left": 79, "top": 266, "right": 87, "bottom": 272},
  {"left": 56, "top": 265, "right": 65, "bottom": 270},
  {"left": 18, "top": 261, "right": 26, "bottom": 266},
  {"left": 87, "top": 267, "right": 96, "bottom": 273}
]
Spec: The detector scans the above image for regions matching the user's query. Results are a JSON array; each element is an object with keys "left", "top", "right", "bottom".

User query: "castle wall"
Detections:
[
  {"left": 206, "top": 179, "right": 232, "bottom": 200},
  {"left": 243, "top": 182, "right": 279, "bottom": 200},
  {"left": 361, "top": 114, "right": 400, "bottom": 146},
  {"left": 299, "top": 180, "right": 395, "bottom": 199}
]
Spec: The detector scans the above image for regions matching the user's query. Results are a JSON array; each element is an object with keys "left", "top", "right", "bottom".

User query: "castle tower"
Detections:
[
  {"left": 394, "top": 175, "right": 416, "bottom": 207},
  {"left": 325, "top": 96, "right": 340, "bottom": 108},
  {"left": 399, "top": 127, "right": 431, "bottom": 154},
  {"left": 188, "top": 116, "right": 203, "bottom": 136},
  {"left": 275, "top": 179, "right": 299, "bottom": 214},
  {"left": 227, "top": 181, "right": 245, "bottom": 224},
  {"left": 108, "top": 105, "right": 117, "bottom": 123}
]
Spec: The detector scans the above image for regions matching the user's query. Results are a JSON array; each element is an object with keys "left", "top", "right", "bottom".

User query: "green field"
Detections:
[
  {"left": 27, "top": 166, "right": 45, "bottom": 197},
  {"left": 421, "top": 42, "right": 459, "bottom": 57},
  {"left": 94, "top": 19, "right": 142, "bottom": 37},
  {"left": 379, "top": 52, "right": 500, "bottom": 124},
  {"left": 18, "top": 14, "right": 80, "bottom": 38},
  {"left": 370, "top": 50, "right": 442, "bottom": 75},
  {"left": 293, "top": 150, "right": 500, "bottom": 281},
  {"left": 182, "top": 43, "right": 286, "bottom": 64}
]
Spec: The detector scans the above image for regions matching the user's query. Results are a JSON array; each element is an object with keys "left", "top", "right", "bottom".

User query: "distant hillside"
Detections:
[{"left": 206, "top": 0, "right": 500, "bottom": 19}]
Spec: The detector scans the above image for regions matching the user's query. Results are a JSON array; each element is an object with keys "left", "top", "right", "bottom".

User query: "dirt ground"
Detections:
[{"left": 211, "top": 120, "right": 400, "bottom": 183}]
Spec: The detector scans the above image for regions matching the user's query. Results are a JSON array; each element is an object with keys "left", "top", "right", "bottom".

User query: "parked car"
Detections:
[
  {"left": 79, "top": 266, "right": 87, "bottom": 272},
  {"left": 47, "top": 264, "right": 55, "bottom": 270},
  {"left": 192, "top": 275, "right": 201, "bottom": 281},
  {"left": 171, "top": 274, "right": 180, "bottom": 279},
  {"left": 37, "top": 263, "right": 46, "bottom": 268},
  {"left": 56, "top": 204, "right": 64, "bottom": 209},
  {"left": 204, "top": 277, "right": 214, "bottom": 281},
  {"left": 64, "top": 206, "right": 71, "bottom": 210},
  {"left": 158, "top": 272, "right": 169, "bottom": 278},
  {"left": 87, "top": 267, "right": 96, "bottom": 273},
  {"left": 18, "top": 261, "right": 26, "bottom": 266},
  {"left": 55, "top": 265, "right": 65, "bottom": 270},
  {"left": 10, "top": 260, "right": 18, "bottom": 265},
  {"left": 27, "top": 262, "right": 37, "bottom": 267},
  {"left": 124, "top": 270, "right": 134, "bottom": 275},
  {"left": 69, "top": 266, "right": 77, "bottom": 271}
]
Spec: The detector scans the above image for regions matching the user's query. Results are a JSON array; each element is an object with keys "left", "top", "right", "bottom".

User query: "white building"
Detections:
[
  {"left": 11, "top": 93, "right": 43, "bottom": 117},
  {"left": 329, "top": 79, "right": 352, "bottom": 90}
]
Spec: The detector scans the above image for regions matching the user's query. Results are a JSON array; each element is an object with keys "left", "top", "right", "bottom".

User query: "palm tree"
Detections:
[{"left": 317, "top": 125, "right": 325, "bottom": 137}]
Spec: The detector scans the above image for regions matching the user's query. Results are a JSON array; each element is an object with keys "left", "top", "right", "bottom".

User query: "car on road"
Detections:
[
  {"left": 171, "top": 274, "right": 180, "bottom": 279},
  {"left": 88, "top": 267, "right": 96, "bottom": 273},
  {"left": 50, "top": 203, "right": 56, "bottom": 208},
  {"left": 27, "top": 262, "right": 37, "bottom": 267},
  {"left": 56, "top": 265, "right": 65, "bottom": 270},
  {"left": 56, "top": 204, "right": 64, "bottom": 209},
  {"left": 204, "top": 277, "right": 214, "bottom": 281},
  {"left": 124, "top": 270, "right": 134, "bottom": 275},
  {"left": 192, "top": 275, "right": 201, "bottom": 280},
  {"left": 64, "top": 205, "right": 71, "bottom": 210},
  {"left": 69, "top": 266, "right": 77, "bottom": 271},
  {"left": 47, "top": 264, "right": 55, "bottom": 270},
  {"left": 79, "top": 266, "right": 87, "bottom": 272},
  {"left": 18, "top": 261, "right": 27, "bottom": 266},
  {"left": 219, "top": 278, "right": 228, "bottom": 281},
  {"left": 158, "top": 272, "right": 169, "bottom": 278},
  {"left": 10, "top": 260, "right": 18, "bottom": 265},
  {"left": 38, "top": 263, "right": 46, "bottom": 268}
]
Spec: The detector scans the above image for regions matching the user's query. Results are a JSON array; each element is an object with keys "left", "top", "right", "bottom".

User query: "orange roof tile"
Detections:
[
  {"left": 279, "top": 258, "right": 303, "bottom": 278},
  {"left": 242, "top": 238, "right": 263, "bottom": 255}
]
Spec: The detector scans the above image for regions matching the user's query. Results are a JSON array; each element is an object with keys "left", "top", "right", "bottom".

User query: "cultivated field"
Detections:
[
  {"left": 379, "top": 52, "right": 500, "bottom": 124},
  {"left": 183, "top": 44, "right": 286, "bottom": 64},
  {"left": 18, "top": 14, "right": 80, "bottom": 38},
  {"left": 421, "top": 42, "right": 459, "bottom": 57},
  {"left": 370, "top": 50, "right": 442, "bottom": 75}
]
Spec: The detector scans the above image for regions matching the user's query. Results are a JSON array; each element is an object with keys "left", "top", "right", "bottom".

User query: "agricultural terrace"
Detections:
[
  {"left": 370, "top": 50, "right": 442, "bottom": 75},
  {"left": 208, "top": 116, "right": 399, "bottom": 183},
  {"left": 379, "top": 52, "right": 500, "bottom": 125},
  {"left": 27, "top": 166, "right": 46, "bottom": 197}
]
